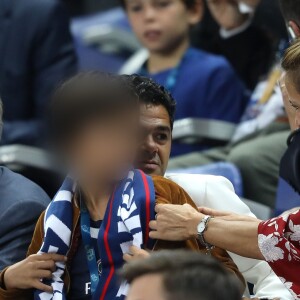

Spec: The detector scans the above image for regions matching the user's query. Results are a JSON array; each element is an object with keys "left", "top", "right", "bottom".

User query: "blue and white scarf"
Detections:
[{"left": 34, "top": 170, "right": 156, "bottom": 300}]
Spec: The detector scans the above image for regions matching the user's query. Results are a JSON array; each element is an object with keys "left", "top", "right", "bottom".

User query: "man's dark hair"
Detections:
[
  {"left": 120, "top": 250, "right": 242, "bottom": 300},
  {"left": 120, "top": 0, "right": 197, "bottom": 9},
  {"left": 124, "top": 75, "right": 176, "bottom": 130},
  {"left": 50, "top": 71, "right": 138, "bottom": 146},
  {"left": 279, "top": 0, "right": 300, "bottom": 25}
]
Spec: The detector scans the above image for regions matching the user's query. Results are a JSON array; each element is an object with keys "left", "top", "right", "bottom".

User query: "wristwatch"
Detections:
[{"left": 197, "top": 215, "right": 215, "bottom": 251}]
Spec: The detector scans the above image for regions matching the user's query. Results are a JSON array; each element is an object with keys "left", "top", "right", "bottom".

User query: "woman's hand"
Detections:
[
  {"left": 199, "top": 207, "right": 259, "bottom": 222},
  {"left": 149, "top": 204, "right": 203, "bottom": 241},
  {"left": 123, "top": 246, "right": 150, "bottom": 263},
  {"left": 4, "top": 253, "right": 67, "bottom": 292},
  {"left": 198, "top": 207, "right": 234, "bottom": 217}
]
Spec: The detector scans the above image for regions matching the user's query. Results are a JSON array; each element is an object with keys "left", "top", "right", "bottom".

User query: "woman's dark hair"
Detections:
[
  {"left": 50, "top": 71, "right": 138, "bottom": 146},
  {"left": 123, "top": 75, "right": 176, "bottom": 130},
  {"left": 120, "top": 0, "right": 198, "bottom": 9},
  {"left": 119, "top": 250, "right": 243, "bottom": 300}
]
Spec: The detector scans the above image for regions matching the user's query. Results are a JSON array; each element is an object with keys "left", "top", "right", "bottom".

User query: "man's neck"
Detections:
[{"left": 147, "top": 38, "right": 190, "bottom": 74}]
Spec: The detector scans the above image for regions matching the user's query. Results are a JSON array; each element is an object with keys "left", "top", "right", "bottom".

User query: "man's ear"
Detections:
[
  {"left": 289, "top": 21, "right": 300, "bottom": 39},
  {"left": 188, "top": 0, "right": 204, "bottom": 25}
]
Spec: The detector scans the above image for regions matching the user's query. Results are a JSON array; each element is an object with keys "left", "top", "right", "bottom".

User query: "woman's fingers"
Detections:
[{"left": 198, "top": 207, "right": 232, "bottom": 217}]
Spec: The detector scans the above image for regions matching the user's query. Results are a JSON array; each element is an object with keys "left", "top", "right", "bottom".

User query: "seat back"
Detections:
[
  {"left": 172, "top": 118, "right": 236, "bottom": 144},
  {"left": 242, "top": 199, "right": 272, "bottom": 220},
  {"left": 0, "top": 145, "right": 62, "bottom": 197},
  {"left": 72, "top": 7, "right": 139, "bottom": 72},
  {"left": 274, "top": 177, "right": 300, "bottom": 216}
]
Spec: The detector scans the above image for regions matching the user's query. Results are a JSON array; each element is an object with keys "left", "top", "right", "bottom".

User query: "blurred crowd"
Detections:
[{"left": 1, "top": 0, "right": 300, "bottom": 300}]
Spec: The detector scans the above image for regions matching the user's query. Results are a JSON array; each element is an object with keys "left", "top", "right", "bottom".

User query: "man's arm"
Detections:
[
  {"left": 1, "top": 0, "right": 77, "bottom": 145},
  {"left": 166, "top": 174, "right": 254, "bottom": 216},
  {"left": 0, "top": 200, "right": 47, "bottom": 270},
  {"left": 152, "top": 176, "right": 245, "bottom": 287},
  {"left": 0, "top": 210, "right": 66, "bottom": 299}
]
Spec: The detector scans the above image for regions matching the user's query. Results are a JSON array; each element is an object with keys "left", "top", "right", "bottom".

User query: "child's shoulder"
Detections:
[{"left": 186, "top": 47, "right": 231, "bottom": 71}]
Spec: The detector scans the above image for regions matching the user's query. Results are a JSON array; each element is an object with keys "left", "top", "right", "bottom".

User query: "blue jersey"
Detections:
[
  {"left": 69, "top": 220, "right": 102, "bottom": 300},
  {"left": 145, "top": 48, "right": 248, "bottom": 156}
]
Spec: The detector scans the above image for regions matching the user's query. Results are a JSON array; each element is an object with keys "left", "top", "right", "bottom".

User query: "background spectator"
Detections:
[
  {"left": 122, "top": 0, "right": 248, "bottom": 157},
  {"left": 168, "top": 0, "right": 299, "bottom": 208},
  {"left": 0, "top": 0, "right": 77, "bottom": 146},
  {"left": 121, "top": 250, "right": 243, "bottom": 300},
  {"left": 192, "top": 0, "right": 288, "bottom": 90},
  {"left": 0, "top": 100, "right": 50, "bottom": 270}
]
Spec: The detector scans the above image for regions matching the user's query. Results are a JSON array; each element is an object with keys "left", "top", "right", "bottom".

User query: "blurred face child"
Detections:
[
  {"left": 123, "top": 0, "right": 202, "bottom": 55},
  {"left": 51, "top": 73, "right": 139, "bottom": 190}
]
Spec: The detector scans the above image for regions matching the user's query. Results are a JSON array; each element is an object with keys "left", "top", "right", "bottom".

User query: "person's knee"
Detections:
[{"left": 227, "top": 145, "right": 260, "bottom": 174}]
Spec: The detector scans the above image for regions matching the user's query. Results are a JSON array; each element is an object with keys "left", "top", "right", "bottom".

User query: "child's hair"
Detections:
[
  {"left": 120, "top": 0, "right": 198, "bottom": 9},
  {"left": 123, "top": 75, "right": 176, "bottom": 130},
  {"left": 50, "top": 71, "right": 138, "bottom": 146}
]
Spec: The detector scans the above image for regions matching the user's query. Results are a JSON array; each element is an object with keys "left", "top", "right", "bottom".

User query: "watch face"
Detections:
[{"left": 197, "top": 222, "right": 206, "bottom": 233}]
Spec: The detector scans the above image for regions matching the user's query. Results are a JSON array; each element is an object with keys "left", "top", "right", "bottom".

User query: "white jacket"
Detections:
[{"left": 165, "top": 173, "right": 293, "bottom": 299}]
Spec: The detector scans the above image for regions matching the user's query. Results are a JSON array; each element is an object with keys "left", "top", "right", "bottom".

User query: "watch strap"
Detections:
[{"left": 197, "top": 216, "right": 214, "bottom": 251}]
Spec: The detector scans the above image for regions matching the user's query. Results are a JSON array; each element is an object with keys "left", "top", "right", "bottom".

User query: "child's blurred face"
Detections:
[
  {"left": 124, "top": 0, "right": 202, "bottom": 53},
  {"left": 67, "top": 112, "right": 139, "bottom": 184}
]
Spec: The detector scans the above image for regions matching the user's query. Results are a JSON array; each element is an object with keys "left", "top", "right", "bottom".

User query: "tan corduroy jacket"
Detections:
[{"left": 0, "top": 175, "right": 245, "bottom": 300}]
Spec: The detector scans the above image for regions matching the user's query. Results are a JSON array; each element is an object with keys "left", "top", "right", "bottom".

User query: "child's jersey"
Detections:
[
  {"left": 141, "top": 47, "right": 248, "bottom": 157},
  {"left": 69, "top": 220, "right": 102, "bottom": 300}
]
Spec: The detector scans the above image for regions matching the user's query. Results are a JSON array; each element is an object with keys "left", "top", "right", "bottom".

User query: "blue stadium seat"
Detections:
[
  {"left": 168, "top": 162, "right": 243, "bottom": 197},
  {"left": 71, "top": 7, "right": 139, "bottom": 72},
  {"left": 274, "top": 178, "right": 300, "bottom": 216}
]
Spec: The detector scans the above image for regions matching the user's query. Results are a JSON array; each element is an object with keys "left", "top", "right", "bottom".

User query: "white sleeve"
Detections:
[
  {"left": 165, "top": 173, "right": 254, "bottom": 216},
  {"left": 165, "top": 173, "right": 293, "bottom": 299},
  {"left": 232, "top": 254, "right": 293, "bottom": 299}
]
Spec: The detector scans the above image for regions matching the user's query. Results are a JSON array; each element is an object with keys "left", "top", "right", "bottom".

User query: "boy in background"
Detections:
[{"left": 121, "top": 0, "right": 248, "bottom": 156}]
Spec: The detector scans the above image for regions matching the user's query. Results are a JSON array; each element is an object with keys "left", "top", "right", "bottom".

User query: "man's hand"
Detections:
[
  {"left": 206, "top": 0, "right": 253, "bottom": 30},
  {"left": 4, "top": 253, "right": 67, "bottom": 292},
  {"left": 123, "top": 246, "right": 150, "bottom": 263},
  {"left": 149, "top": 204, "right": 203, "bottom": 241}
]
